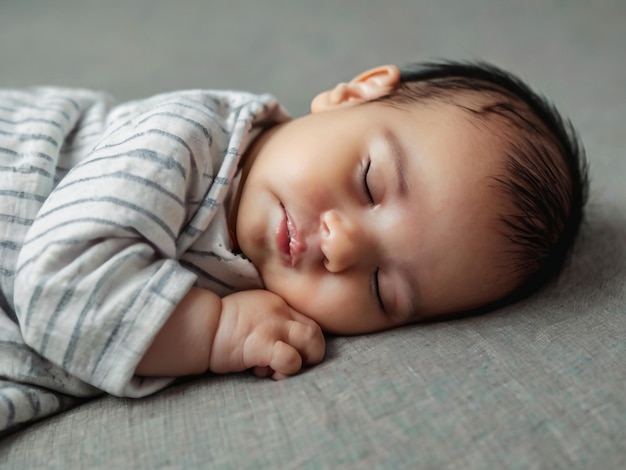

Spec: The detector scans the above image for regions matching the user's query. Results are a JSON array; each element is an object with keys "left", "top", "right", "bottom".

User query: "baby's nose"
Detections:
[{"left": 320, "top": 209, "right": 371, "bottom": 273}]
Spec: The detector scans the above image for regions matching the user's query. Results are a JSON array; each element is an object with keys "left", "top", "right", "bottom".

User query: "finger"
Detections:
[
  {"left": 269, "top": 340, "right": 302, "bottom": 377},
  {"left": 285, "top": 320, "right": 326, "bottom": 366},
  {"left": 289, "top": 310, "right": 323, "bottom": 329},
  {"left": 271, "top": 370, "right": 290, "bottom": 381},
  {"left": 252, "top": 366, "right": 273, "bottom": 378}
]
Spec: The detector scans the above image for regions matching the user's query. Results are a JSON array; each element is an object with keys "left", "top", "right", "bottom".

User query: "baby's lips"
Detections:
[
  {"left": 276, "top": 204, "right": 291, "bottom": 257},
  {"left": 286, "top": 213, "right": 306, "bottom": 266}
]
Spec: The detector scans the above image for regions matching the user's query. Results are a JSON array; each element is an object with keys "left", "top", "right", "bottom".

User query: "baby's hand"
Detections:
[{"left": 210, "top": 290, "right": 325, "bottom": 380}]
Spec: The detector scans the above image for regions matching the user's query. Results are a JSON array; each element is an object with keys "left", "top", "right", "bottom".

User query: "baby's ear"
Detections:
[{"left": 310, "top": 65, "right": 401, "bottom": 113}]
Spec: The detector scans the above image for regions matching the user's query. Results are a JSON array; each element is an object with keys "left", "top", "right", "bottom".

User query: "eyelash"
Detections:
[
  {"left": 361, "top": 159, "right": 375, "bottom": 206},
  {"left": 362, "top": 160, "right": 385, "bottom": 314},
  {"left": 370, "top": 268, "right": 385, "bottom": 314}
]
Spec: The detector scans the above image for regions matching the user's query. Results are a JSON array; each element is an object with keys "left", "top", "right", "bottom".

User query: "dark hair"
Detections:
[{"left": 377, "top": 60, "right": 589, "bottom": 305}]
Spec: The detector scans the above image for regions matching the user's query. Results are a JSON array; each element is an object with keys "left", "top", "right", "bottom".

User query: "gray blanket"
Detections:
[{"left": 0, "top": 1, "right": 624, "bottom": 468}]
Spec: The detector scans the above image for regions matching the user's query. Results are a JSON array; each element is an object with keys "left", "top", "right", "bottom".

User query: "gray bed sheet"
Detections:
[{"left": 0, "top": 1, "right": 624, "bottom": 468}]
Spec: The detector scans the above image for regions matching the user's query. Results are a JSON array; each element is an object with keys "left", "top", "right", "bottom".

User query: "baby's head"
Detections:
[
  {"left": 378, "top": 61, "right": 589, "bottom": 311},
  {"left": 232, "top": 60, "right": 588, "bottom": 334}
]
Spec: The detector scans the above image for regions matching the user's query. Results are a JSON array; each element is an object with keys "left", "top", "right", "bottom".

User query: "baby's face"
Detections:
[{"left": 233, "top": 100, "right": 516, "bottom": 334}]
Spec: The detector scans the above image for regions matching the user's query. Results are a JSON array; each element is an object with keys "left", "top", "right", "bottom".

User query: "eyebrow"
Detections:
[{"left": 384, "top": 128, "right": 409, "bottom": 199}]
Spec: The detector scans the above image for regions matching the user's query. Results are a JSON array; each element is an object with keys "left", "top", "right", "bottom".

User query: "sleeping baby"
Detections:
[{"left": 0, "top": 61, "right": 587, "bottom": 432}]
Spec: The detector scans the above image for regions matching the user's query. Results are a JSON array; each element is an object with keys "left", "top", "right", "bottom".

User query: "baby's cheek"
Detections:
[
  {"left": 272, "top": 276, "right": 324, "bottom": 314},
  {"left": 307, "top": 186, "right": 331, "bottom": 208}
]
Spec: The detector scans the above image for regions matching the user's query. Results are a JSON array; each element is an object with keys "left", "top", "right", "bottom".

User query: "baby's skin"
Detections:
[{"left": 137, "top": 65, "right": 516, "bottom": 380}]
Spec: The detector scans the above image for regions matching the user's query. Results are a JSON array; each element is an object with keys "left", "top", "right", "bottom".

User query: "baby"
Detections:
[{"left": 0, "top": 61, "right": 587, "bottom": 431}]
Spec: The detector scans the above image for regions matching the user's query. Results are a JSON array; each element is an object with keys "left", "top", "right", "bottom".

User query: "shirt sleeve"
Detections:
[{"left": 13, "top": 92, "right": 229, "bottom": 397}]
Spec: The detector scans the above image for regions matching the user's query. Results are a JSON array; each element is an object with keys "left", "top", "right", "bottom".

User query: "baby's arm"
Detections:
[
  {"left": 136, "top": 288, "right": 325, "bottom": 380},
  {"left": 12, "top": 92, "right": 281, "bottom": 396}
]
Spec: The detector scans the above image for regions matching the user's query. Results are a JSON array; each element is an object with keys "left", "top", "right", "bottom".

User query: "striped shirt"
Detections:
[{"left": 0, "top": 87, "right": 288, "bottom": 432}]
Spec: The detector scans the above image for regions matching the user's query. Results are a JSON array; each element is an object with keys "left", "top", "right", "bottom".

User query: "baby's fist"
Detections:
[{"left": 210, "top": 290, "right": 325, "bottom": 379}]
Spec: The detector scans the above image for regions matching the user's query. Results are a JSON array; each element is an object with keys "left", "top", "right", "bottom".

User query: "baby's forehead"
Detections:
[
  {"left": 429, "top": 100, "right": 515, "bottom": 164},
  {"left": 434, "top": 96, "right": 547, "bottom": 170}
]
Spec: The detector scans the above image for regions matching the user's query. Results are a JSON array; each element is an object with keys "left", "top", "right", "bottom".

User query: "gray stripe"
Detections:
[
  {"left": 8, "top": 381, "right": 41, "bottom": 420},
  {"left": 179, "top": 259, "right": 233, "bottom": 290},
  {"left": 0, "top": 147, "right": 54, "bottom": 162},
  {"left": 89, "top": 283, "right": 144, "bottom": 377},
  {"left": 33, "top": 196, "right": 176, "bottom": 242},
  {"left": 182, "top": 224, "right": 203, "bottom": 237},
  {"left": 93, "top": 129, "right": 193, "bottom": 169},
  {"left": 54, "top": 96, "right": 80, "bottom": 111},
  {"left": 222, "top": 102, "right": 251, "bottom": 116},
  {"left": 4, "top": 93, "right": 81, "bottom": 111},
  {"left": 40, "top": 285, "right": 77, "bottom": 356},
  {"left": 15, "top": 239, "right": 81, "bottom": 279},
  {"left": 157, "top": 100, "right": 228, "bottom": 134},
  {"left": 185, "top": 249, "right": 229, "bottom": 262},
  {"left": 22, "top": 284, "right": 44, "bottom": 334},
  {"left": 77, "top": 130, "right": 102, "bottom": 139},
  {"left": 61, "top": 247, "right": 152, "bottom": 368},
  {"left": 21, "top": 217, "right": 136, "bottom": 247},
  {"left": 0, "top": 130, "right": 58, "bottom": 148},
  {"left": 137, "top": 111, "right": 213, "bottom": 143},
  {"left": 74, "top": 147, "right": 186, "bottom": 179},
  {"left": 0, "top": 117, "right": 62, "bottom": 129},
  {"left": 0, "top": 100, "right": 71, "bottom": 121},
  {"left": 0, "top": 240, "right": 21, "bottom": 251},
  {"left": 0, "top": 164, "right": 52, "bottom": 178},
  {"left": 0, "top": 388, "right": 16, "bottom": 429},
  {"left": 0, "top": 267, "right": 14, "bottom": 277},
  {"left": 0, "top": 213, "right": 35, "bottom": 226},
  {"left": 55, "top": 171, "right": 185, "bottom": 207},
  {"left": 0, "top": 190, "right": 47, "bottom": 203},
  {"left": 200, "top": 197, "right": 217, "bottom": 208},
  {"left": 91, "top": 265, "right": 181, "bottom": 378},
  {"left": 151, "top": 264, "right": 179, "bottom": 300}
]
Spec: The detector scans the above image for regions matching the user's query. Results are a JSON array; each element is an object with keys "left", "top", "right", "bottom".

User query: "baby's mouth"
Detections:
[{"left": 277, "top": 204, "right": 305, "bottom": 267}]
